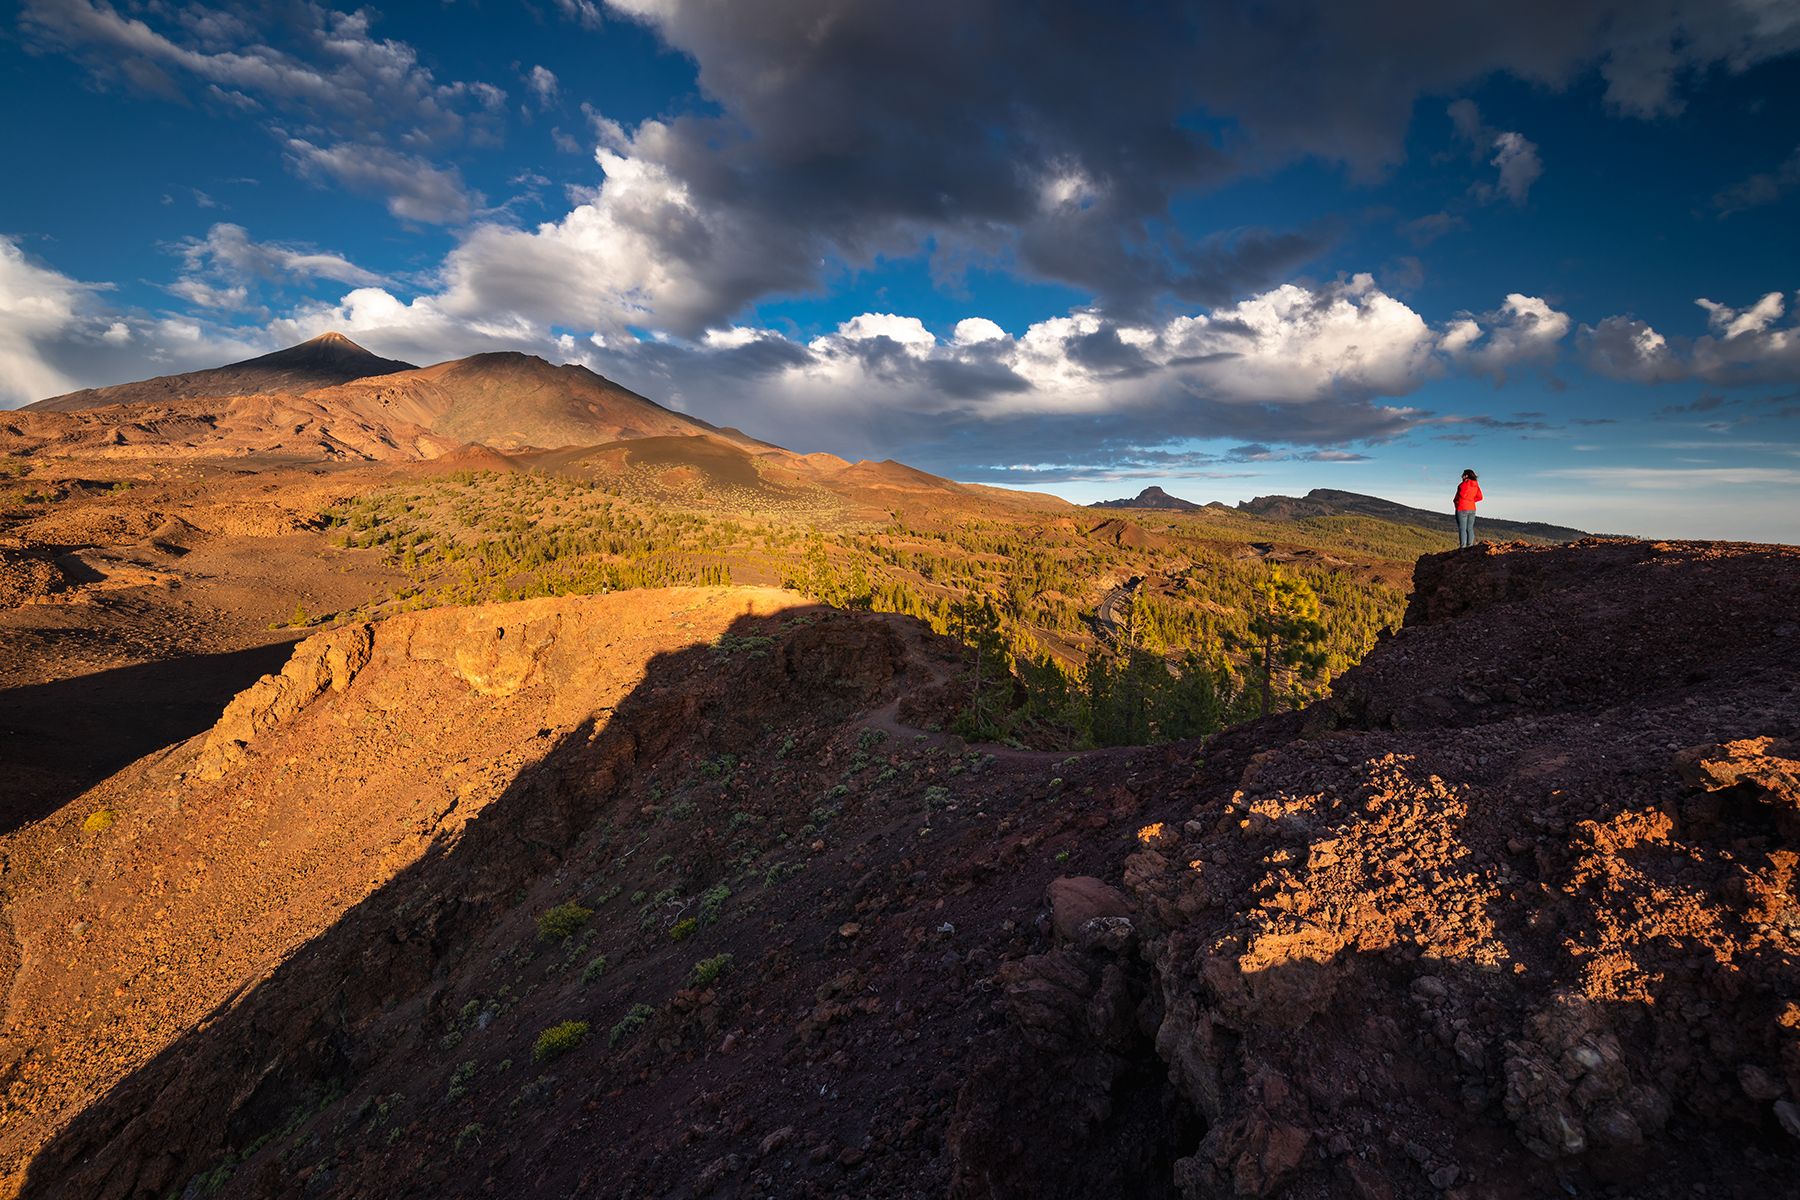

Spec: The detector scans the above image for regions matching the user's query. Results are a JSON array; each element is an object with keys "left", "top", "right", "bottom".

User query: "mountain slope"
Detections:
[
  {"left": 1238, "top": 487, "right": 1588, "bottom": 542},
  {"left": 307, "top": 351, "right": 722, "bottom": 452},
  {"left": 26, "top": 332, "right": 415, "bottom": 412}
]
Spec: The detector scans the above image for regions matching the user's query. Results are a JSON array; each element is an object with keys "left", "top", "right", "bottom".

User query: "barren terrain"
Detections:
[
  {"left": 0, "top": 537, "right": 1794, "bottom": 1199},
  {"left": 11, "top": 339, "right": 1782, "bottom": 1199}
]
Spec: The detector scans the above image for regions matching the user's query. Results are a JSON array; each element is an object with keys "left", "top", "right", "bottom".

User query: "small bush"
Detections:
[
  {"left": 446, "top": 1060, "right": 477, "bottom": 1102},
  {"left": 536, "top": 902, "right": 594, "bottom": 942},
  {"left": 609, "top": 1003, "right": 656, "bottom": 1046},
  {"left": 82, "top": 809, "right": 116, "bottom": 833},
  {"left": 712, "top": 633, "right": 774, "bottom": 658},
  {"left": 455, "top": 1123, "right": 485, "bottom": 1152},
  {"left": 532, "top": 1020, "right": 590, "bottom": 1062},
  {"left": 689, "top": 954, "right": 733, "bottom": 988},
  {"left": 699, "top": 884, "right": 731, "bottom": 923},
  {"left": 762, "top": 861, "right": 803, "bottom": 887},
  {"left": 580, "top": 955, "right": 608, "bottom": 984},
  {"left": 669, "top": 917, "right": 699, "bottom": 942}
]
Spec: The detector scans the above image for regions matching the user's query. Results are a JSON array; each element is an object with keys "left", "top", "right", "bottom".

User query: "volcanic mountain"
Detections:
[
  {"left": 2, "top": 336, "right": 1073, "bottom": 529},
  {"left": 2, "top": 337, "right": 759, "bottom": 465},
  {"left": 1090, "top": 485, "right": 1202, "bottom": 511},
  {"left": 302, "top": 351, "right": 732, "bottom": 453},
  {"left": 1239, "top": 487, "right": 1589, "bottom": 542},
  {"left": 26, "top": 332, "right": 416, "bottom": 413}
]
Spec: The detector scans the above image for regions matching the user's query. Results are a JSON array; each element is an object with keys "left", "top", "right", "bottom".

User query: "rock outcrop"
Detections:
[{"left": 1107, "top": 539, "right": 1800, "bottom": 1197}]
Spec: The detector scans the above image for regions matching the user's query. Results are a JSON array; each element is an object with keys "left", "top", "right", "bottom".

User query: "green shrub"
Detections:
[
  {"left": 609, "top": 1003, "right": 656, "bottom": 1046},
  {"left": 712, "top": 633, "right": 774, "bottom": 658},
  {"left": 536, "top": 902, "right": 594, "bottom": 942},
  {"left": 689, "top": 954, "right": 732, "bottom": 988},
  {"left": 762, "top": 861, "right": 803, "bottom": 887},
  {"left": 699, "top": 884, "right": 731, "bottom": 923},
  {"left": 580, "top": 955, "right": 608, "bottom": 984},
  {"left": 669, "top": 917, "right": 699, "bottom": 942},
  {"left": 82, "top": 809, "right": 116, "bottom": 833},
  {"left": 446, "top": 1060, "right": 477, "bottom": 1102},
  {"left": 532, "top": 1020, "right": 590, "bottom": 1062}
]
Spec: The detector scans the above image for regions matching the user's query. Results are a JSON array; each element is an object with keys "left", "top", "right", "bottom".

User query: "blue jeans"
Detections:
[{"left": 1456, "top": 510, "right": 1475, "bottom": 548}]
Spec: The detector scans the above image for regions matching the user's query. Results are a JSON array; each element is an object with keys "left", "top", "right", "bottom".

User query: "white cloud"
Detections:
[
  {"left": 1583, "top": 290, "right": 1800, "bottom": 385},
  {"left": 1697, "top": 290, "right": 1785, "bottom": 339},
  {"left": 528, "top": 66, "right": 559, "bottom": 105},
  {"left": 284, "top": 139, "right": 475, "bottom": 224},
  {"left": 168, "top": 278, "right": 251, "bottom": 310},
  {"left": 173, "top": 223, "right": 385, "bottom": 310},
  {"left": 22, "top": 2, "right": 502, "bottom": 228},
  {"left": 1490, "top": 132, "right": 1543, "bottom": 204},
  {"left": 0, "top": 236, "right": 268, "bottom": 406},
  {"left": 1446, "top": 293, "right": 1571, "bottom": 377},
  {"left": 0, "top": 238, "right": 97, "bottom": 403},
  {"left": 953, "top": 317, "right": 1008, "bottom": 345},
  {"left": 831, "top": 313, "right": 936, "bottom": 350},
  {"left": 1157, "top": 273, "right": 1438, "bottom": 403},
  {"left": 21, "top": 2, "right": 503, "bottom": 146},
  {"left": 1449, "top": 101, "right": 1543, "bottom": 205},
  {"left": 557, "top": 0, "right": 605, "bottom": 30}
]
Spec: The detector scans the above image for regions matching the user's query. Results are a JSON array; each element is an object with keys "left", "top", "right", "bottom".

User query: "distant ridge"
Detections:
[
  {"left": 1238, "top": 488, "right": 1588, "bottom": 542},
  {"left": 1090, "top": 485, "right": 1201, "bottom": 511},
  {"left": 28, "top": 332, "right": 416, "bottom": 412}
]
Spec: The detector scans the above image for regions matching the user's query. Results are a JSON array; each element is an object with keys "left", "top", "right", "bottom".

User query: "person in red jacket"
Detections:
[{"left": 1454, "top": 469, "right": 1483, "bottom": 548}]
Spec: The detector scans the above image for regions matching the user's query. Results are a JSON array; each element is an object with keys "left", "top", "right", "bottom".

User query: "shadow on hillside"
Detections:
[
  {"left": 15, "top": 603, "right": 908, "bottom": 1199},
  {"left": 0, "top": 640, "right": 297, "bottom": 834}
]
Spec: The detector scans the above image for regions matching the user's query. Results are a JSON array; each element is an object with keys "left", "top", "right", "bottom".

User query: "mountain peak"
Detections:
[
  {"left": 1090, "top": 484, "right": 1200, "bottom": 511},
  {"left": 26, "top": 332, "right": 416, "bottom": 412}
]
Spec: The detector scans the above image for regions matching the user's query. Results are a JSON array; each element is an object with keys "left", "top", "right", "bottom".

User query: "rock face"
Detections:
[{"left": 1110, "top": 538, "right": 1800, "bottom": 1197}]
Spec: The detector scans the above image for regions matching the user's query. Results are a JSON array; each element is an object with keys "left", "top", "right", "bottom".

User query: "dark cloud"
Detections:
[
  {"left": 921, "top": 357, "right": 1034, "bottom": 400},
  {"left": 587, "top": 0, "right": 1795, "bottom": 329},
  {"left": 1064, "top": 327, "right": 1159, "bottom": 378},
  {"left": 1656, "top": 393, "right": 1736, "bottom": 416},
  {"left": 1712, "top": 146, "right": 1800, "bottom": 217}
]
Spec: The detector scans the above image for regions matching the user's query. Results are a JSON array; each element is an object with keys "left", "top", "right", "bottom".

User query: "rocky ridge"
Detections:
[{"left": 3, "top": 538, "right": 1796, "bottom": 1198}]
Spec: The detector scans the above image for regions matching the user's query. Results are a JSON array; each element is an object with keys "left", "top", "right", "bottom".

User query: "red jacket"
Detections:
[{"left": 1455, "top": 479, "right": 1483, "bottom": 511}]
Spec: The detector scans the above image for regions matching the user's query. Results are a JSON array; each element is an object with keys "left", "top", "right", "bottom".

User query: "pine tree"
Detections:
[
  {"left": 948, "top": 593, "right": 1011, "bottom": 738},
  {"left": 1244, "top": 570, "right": 1329, "bottom": 717}
]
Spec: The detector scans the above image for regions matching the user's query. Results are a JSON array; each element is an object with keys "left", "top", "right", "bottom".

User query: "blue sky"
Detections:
[{"left": 3, "top": 2, "right": 1799, "bottom": 540}]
